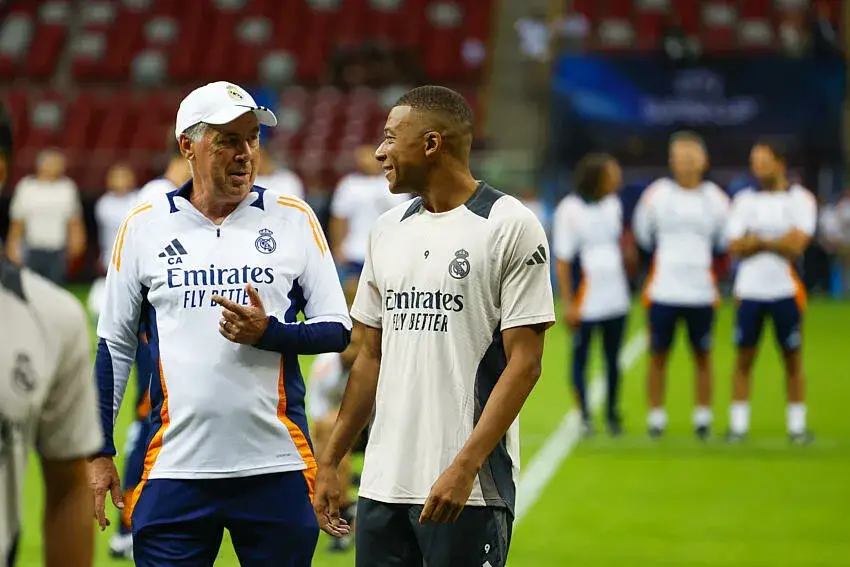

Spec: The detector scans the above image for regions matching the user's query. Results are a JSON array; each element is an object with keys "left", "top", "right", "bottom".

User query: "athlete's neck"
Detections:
[
  {"left": 765, "top": 176, "right": 790, "bottom": 192},
  {"left": 674, "top": 174, "right": 702, "bottom": 189},
  {"left": 420, "top": 168, "right": 479, "bottom": 214}
]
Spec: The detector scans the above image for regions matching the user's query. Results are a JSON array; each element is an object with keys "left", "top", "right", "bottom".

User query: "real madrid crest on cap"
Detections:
[
  {"left": 226, "top": 84, "right": 245, "bottom": 101},
  {"left": 448, "top": 249, "right": 470, "bottom": 280},
  {"left": 255, "top": 228, "right": 276, "bottom": 254}
]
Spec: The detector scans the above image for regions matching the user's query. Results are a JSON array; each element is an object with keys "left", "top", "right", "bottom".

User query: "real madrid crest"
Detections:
[
  {"left": 226, "top": 84, "right": 245, "bottom": 101},
  {"left": 448, "top": 249, "right": 470, "bottom": 280},
  {"left": 255, "top": 228, "right": 276, "bottom": 254}
]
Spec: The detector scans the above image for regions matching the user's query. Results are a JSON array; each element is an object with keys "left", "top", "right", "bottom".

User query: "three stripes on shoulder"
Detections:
[{"left": 525, "top": 245, "right": 548, "bottom": 266}]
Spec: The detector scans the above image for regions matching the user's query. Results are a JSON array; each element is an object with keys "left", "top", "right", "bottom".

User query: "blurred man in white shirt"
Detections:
[
  {"left": 726, "top": 140, "right": 816, "bottom": 444},
  {"left": 5, "top": 149, "right": 87, "bottom": 284},
  {"left": 633, "top": 132, "right": 730, "bottom": 440},
  {"left": 329, "top": 145, "right": 409, "bottom": 301},
  {"left": 255, "top": 147, "right": 305, "bottom": 200},
  {"left": 135, "top": 149, "right": 191, "bottom": 205}
]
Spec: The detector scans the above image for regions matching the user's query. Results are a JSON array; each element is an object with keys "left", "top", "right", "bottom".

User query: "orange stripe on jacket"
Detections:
[
  {"left": 112, "top": 203, "right": 152, "bottom": 271},
  {"left": 789, "top": 265, "right": 807, "bottom": 312},
  {"left": 277, "top": 196, "right": 328, "bottom": 255},
  {"left": 126, "top": 357, "right": 170, "bottom": 523},
  {"left": 278, "top": 357, "right": 317, "bottom": 500}
]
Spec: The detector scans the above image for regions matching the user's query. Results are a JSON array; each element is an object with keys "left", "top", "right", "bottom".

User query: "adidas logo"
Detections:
[
  {"left": 525, "top": 244, "right": 547, "bottom": 266},
  {"left": 158, "top": 238, "right": 188, "bottom": 258}
]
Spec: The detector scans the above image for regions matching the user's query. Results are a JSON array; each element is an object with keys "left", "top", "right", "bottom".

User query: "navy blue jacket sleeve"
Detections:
[{"left": 253, "top": 316, "right": 351, "bottom": 355}]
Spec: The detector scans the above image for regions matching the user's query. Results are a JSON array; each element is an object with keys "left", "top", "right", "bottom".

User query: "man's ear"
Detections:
[
  {"left": 424, "top": 132, "right": 442, "bottom": 158},
  {"left": 178, "top": 134, "right": 194, "bottom": 161}
]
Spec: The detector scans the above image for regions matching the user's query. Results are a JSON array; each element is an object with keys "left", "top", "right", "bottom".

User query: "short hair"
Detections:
[
  {"left": 573, "top": 152, "right": 615, "bottom": 201},
  {"left": 669, "top": 130, "right": 706, "bottom": 153},
  {"left": 395, "top": 85, "right": 475, "bottom": 142},
  {"left": 183, "top": 122, "right": 208, "bottom": 143},
  {"left": 754, "top": 137, "right": 788, "bottom": 164}
]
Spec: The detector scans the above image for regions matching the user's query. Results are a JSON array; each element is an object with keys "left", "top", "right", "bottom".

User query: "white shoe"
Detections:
[{"left": 109, "top": 533, "right": 134, "bottom": 560}]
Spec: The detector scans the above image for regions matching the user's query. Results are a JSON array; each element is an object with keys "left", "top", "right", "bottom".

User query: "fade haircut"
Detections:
[
  {"left": 395, "top": 85, "right": 475, "bottom": 157},
  {"left": 574, "top": 152, "right": 615, "bottom": 202}
]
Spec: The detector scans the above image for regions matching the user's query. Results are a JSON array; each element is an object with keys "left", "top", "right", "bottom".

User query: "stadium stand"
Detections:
[{"left": 0, "top": 0, "right": 491, "bottom": 193}]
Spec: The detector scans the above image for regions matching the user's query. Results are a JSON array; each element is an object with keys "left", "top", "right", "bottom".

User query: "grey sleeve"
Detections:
[{"left": 37, "top": 292, "right": 104, "bottom": 460}]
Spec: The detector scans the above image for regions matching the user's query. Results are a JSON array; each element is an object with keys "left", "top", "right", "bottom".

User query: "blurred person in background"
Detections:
[
  {"left": 1, "top": 101, "right": 101, "bottom": 567},
  {"left": 329, "top": 144, "right": 409, "bottom": 302},
  {"left": 553, "top": 153, "right": 635, "bottom": 437},
  {"left": 819, "top": 188, "right": 850, "bottom": 295},
  {"left": 4, "top": 149, "right": 86, "bottom": 284},
  {"left": 255, "top": 146, "right": 305, "bottom": 200},
  {"left": 88, "top": 164, "right": 139, "bottom": 320},
  {"left": 633, "top": 131, "right": 730, "bottom": 440},
  {"left": 725, "top": 141, "right": 816, "bottom": 444},
  {"left": 135, "top": 147, "right": 191, "bottom": 203}
]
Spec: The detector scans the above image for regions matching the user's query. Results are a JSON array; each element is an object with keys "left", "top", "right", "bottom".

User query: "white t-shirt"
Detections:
[
  {"left": 96, "top": 184, "right": 351, "bottom": 482},
  {"left": 255, "top": 169, "right": 305, "bottom": 200},
  {"left": 95, "top": 191, "right": 140, "bottom": 270},
  {"left": 330, "top": 173, "right": 409, "bottom": 264},
  {"left": 136, "top": 178, "right": 178, "bottom": 205},
  {"left": 9, "top": 176, "right": 81, "bottom": 251},
  {"left": 306, "top": 352, "right": 345, "bottom": 420},
  {"left": 633, "top": 178, "right": 730, "bottom": 306},
  {"left": 0, "top": 260, "right": 103, "bottom": 561},
  {"left": 351, "top": 182, "right": 556, "bottom": 513},
  {"left": 552, "top": 194, "right": 629, "bottom": 321},
  {"left": 727, "top": 185, "right": 817, "bottom": 302}
]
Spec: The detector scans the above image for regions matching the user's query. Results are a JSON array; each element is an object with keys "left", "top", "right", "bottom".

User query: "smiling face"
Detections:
[
  {"left": 183, "top": 112, "right": 260, "bottom": 203},
  {"left": 374, "top": 105, "right": 435, "bottom": 195}
]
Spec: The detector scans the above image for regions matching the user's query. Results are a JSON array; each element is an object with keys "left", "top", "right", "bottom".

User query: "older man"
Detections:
[
  {"left": 5, "top": 149, "right": 86, "bottom": 283},
  {"left": 88, "top": 81, "right": 352, "bottom": 566}
]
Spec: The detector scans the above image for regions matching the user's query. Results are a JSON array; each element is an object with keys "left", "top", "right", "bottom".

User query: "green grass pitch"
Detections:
[{"left": 14, "top": 287, "right": 850, "bottom": 566}]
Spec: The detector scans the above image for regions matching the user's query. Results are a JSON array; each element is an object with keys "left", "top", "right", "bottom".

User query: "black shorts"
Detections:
[{"left": 355, "top": 498, "right": 512, "bottom": 567}]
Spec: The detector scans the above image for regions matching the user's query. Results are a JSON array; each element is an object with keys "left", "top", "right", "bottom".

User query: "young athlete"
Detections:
[
  {"left": 633, "top": 131, "right": 730, "bottom": 439},
  {"left": 553, "top": 152, "right": 634, "bottom": 436},
  {"left": 726, "top": 140, "right": 816, "bottom": 444},
  {"left": 314, "top": 86, "right": 555, "bottom": 567}
]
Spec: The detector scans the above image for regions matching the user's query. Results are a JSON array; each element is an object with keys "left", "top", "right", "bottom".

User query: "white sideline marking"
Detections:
[{"left": 514, "top": 332, "right": 648, "bottom": 525}]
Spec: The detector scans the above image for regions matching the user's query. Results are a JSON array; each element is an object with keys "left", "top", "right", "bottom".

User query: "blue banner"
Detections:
[{"left": 548, "top": 55, "right": 846, "bottom": 167}]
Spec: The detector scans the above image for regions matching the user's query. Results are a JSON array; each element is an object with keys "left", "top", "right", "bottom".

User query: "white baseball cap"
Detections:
[{"left": 174, "top": 81, "right": 278, "bottom": 140}]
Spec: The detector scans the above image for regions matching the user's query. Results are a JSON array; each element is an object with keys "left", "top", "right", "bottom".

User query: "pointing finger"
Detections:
[
  {"left": 212, "top": 295, "right": 249, "bottom": 316},
  {"left": 245, "top": 284, "right": 264, "bottom": 310}
]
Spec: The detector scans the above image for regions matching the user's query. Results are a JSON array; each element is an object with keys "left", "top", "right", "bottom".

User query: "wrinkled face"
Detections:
[
  {"left": 186, "top": 113, "right": 260, "bottom": 202},
  {"left": 750, "top": 145, "right": 781, "bottom": 186},
  {"left": 669, "top": 140, "right": 707, "bottom": 181},
  {"left": 375, "top": 106, "right": 434, "bottom": 194},
  {"left": 107, "top": 165, "right": 135, "bottom": 194}
]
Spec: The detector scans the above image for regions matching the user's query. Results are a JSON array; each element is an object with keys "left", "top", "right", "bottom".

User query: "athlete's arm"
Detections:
[
  {"left": 37, "top": 286, "right": 102, "bottom": 563},
  {"left": 319, "top": 321, "right": 381, "bottom": 467},
  {"left": 726, "top": 191, "right": 763, "bottom": 257},
  {"left": 253, "top": 203, "right": 352, "bottom": 354},
  {"left": 3, "top": 219, "right": 23, "bottom": 263},
  {"left": 759, "top": 229, "right": 811, "bottom": 260},
  {"left": 329, "top": 215, "right": 349, "bottom": 261},
  {"left": 460, "top": 323, "right": 544, "bottom": 470},
  {"left": 314, "top": 321, "right": 380, "bottom": 536},
  {"left": 631, "top": 184, "right": 657, "bottom": 252},
  {"left": 555, "top": 259, "right": 575, "bottom": 307},
  {"left": 90, "top": 207, "right": 148, "bottom": 528},
  {"left": 760, "top": 188, "right": 817, "bottom": 261},
  {"left": 67, "top": 213, "right": 87, "bottom": 259},
  {"left": 42, "top": 458, "right": 95, "bottom": 567},
  {"left": 551, "top": 199, "right": 577, "bottom": 307}
]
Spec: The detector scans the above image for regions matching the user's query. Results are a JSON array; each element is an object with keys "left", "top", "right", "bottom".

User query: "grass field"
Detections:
[{"left": 15, "top": 287, "right": 850, "bottom": 567}]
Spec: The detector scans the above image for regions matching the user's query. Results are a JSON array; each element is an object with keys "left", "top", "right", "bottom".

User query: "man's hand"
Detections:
[
  {"left": 212, "top": 284, "right": 270, "bottom": 344},
  {"left": 313, "top": 464, "right": 351, "bottom": 538},
  {"left": 419, "top": 460, "right": 477, "bottom": 524},
  {"left": 563, "top": 303, "right": 581, "bottom": 333},
  {"left": 87, "top": 456, "right": 123, "bottom": 531}
]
